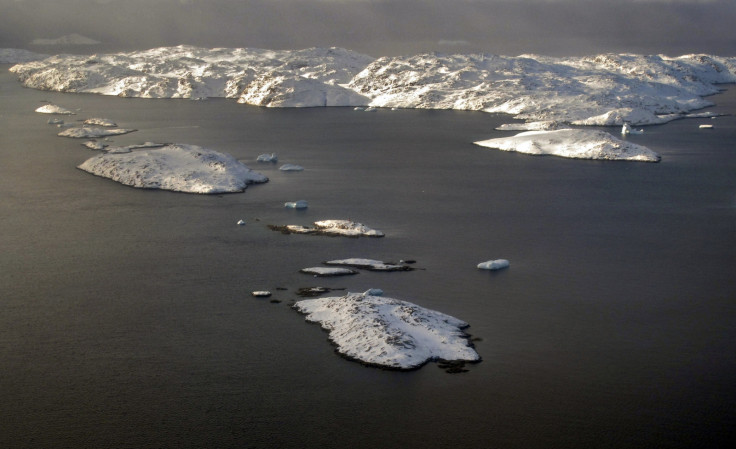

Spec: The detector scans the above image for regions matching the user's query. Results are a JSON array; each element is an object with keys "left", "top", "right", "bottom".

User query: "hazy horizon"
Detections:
[{"left": 2, "top": 0, "right": 736, "bottom": 57}]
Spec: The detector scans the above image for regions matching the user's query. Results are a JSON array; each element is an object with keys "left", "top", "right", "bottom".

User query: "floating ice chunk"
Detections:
[
  {"left": 474, "top": 129, "right": 661, "bottom": 162},
  {"left": 84, "top": 118, "right": 117, "bottom": 127},
  {"left": 300, "top": 267, "right": 358, "bottom": 277},
  {"left": 364, "top": 107, "right": 377, "bottom": 112},
  {"left": 47, "top": 118, "right": 64, "bottom": 125},
  {"left": 269, "top": 220, "right": 384, "bottom": 237},
  {"left": 256, "top": 153, "right": 278, "bottom": 162},
  {"left": 324, "top": 258, "right": 413, "bottom": 271},
  {"left": 279, "top": 164, "right": 304, "bottom": 171},
  {"left": 237, "top": 219, "right": 246, "bottom": 226},
  {"left": 293, "top": 291, "right": 480, "bottom": 370},
  {"left": 35, "top": 104, "right": 74, "bottom": 115},
  {"left": 284, "top": 200, "right": 308, "bottom": 209},
  {"left": 58, "top": 126, "right": 137, "bottom": 138},
  {"left": 77, "top": 143, "right": 268, "bottom": 194},
  {"left": 363, "top": 288, "right": 384, "bottom": 296},
  {"left": 699, "top": 124, "right": 714, "bottom": 129},
  {"left": 252, "top": 291, "right": 272, "bottom": 297},
  {"left": 477, "top": 259, "right": 510, "bottom": 271},
  {"left": 621, "top": 123, "right": 644, "bottom": 135}
]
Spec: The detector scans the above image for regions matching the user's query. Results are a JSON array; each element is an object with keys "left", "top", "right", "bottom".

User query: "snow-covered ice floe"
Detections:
[
  {"left": 35, "top": 104, "right": 75, "bottom": 115},
  {"left": 324, "top": 258, "right": 413, "bottom": 272},
  {"left": 474, "top": 129, "right": 661, "bottom": 162},
  {"left": 300, "top": 267, "right": 358, "bottom": 277},
  {"left": 269, "top": 220, "right": 384, "bottom": 237},
  {"left": 293, "top": 291, "right": 480, "bottom": 370},
  {"left": 10, "top": 46, "right": 736, "bottom": 126},
  {"left": 77, "top": 143, "right": 268, "bottom": 194},
  {"left": 58, "top": 126, "right": 137, "bottom": 138},
  {"left": 477, "top": 259, "right": 510, "bottom": 271}
]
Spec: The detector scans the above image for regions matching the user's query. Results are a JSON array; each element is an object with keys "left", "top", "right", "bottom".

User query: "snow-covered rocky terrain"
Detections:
[
  {"left": 270, "top": 220, "right": 384, "bottom": 237},
  {"left": 293, "top": 291, "right": 480, "bottom": 370},
  {"left": 77, "top": 144, "right": 268, "bottom": 194},
  {"left": 8, "top": 46, "right": 736, "bottom": 125},
  {"left": 474, "top": 129, "right": 661, "bottom": 162}
]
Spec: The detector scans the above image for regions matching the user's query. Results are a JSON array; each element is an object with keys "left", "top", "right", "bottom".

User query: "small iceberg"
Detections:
[
  {"left": 58, "top": 126, "right": 137, "bottom": 138},
  {"left": 35, "top": 104, "right": 74, "bottom": 115},
  {"left": 621, "top": 123, "right": 644, "bottom": 135},
  {"left": 77, "top": 143, "right": 268, "bottom": 194},
  {"left": 477, "top": 259, "right": 510, "bottom": 271},
  {"left": 324, "top": 258, "right": 413, "bottom": 271},
  {"left": 269, "top": 220, "right": 384, "bottom": 237},
  {"left": 256, "top": 153, "right": 278, "bottom": 162},
  {"left": 284, "top": 200, "right": 308, "bottom": 209},
  {"left": 699, "top": 124, "right": 714, "bottom": 129},
  {"left": 237, "top": 220, "right": 246, "bottom": 226},
  {"left": 252, "top": 291, "right": 272, "bottom": 298},
  {"left": 293, "top": 291, "right": 480, "bottom": 370},
  {"left": 279, "top": 164, "right": 304, "bottom": 171},
  {"left": 474, "top": 129, "right": 660, "bottom": 162},
  {"left": 300, "top": 267, "right": 358, "bottom": 277},
  {"left": 84, "top": 118, "right": 117, "bottom": 127}
]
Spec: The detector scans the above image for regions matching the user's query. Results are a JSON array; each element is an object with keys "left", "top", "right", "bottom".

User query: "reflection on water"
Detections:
[{"left": 1, "top": 69, "right": 735, "bottom": 448}]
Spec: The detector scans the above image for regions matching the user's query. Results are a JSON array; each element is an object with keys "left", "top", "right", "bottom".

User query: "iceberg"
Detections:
[
  {"left": 77, "top": 144, "right": 268, "bottom": 194},
  {"left": 621, "top": 123, "right": 644, "bottom": 135},
  {"left": 300, "top": 267, "right": 358, "bottom": 277},
  {"left": 474, "top": 129, "right": 661, "bottom": 162},
  {"left": 35, "top": 104, "right": 74, "bottom": 115},
  {"left": 58, "top": 126, "right": 137, "bottom": 138},
  {"left": 293, "top": 291, "right": 480, "bottom": 370},
  {"left": 477, "top": 259, "right": 510, "bottom": 271},
  {"left": 284, "top": 200, "right": 308, "bottom": 209},
  {"left": 256, "top": 153, "right": 278, "bottom": 163},
  {"left": 324, "top": 258, "right": 413, "bottom": 272},
  {"left": 269, "top": 220, "right": 384, "bottom": 237}
]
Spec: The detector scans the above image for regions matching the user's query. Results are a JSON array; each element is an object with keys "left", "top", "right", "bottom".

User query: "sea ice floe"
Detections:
[
  {"left": 58, "top": 126, "right": 137, "bottom": 138},
  {"left": 324, "top": 258, "right": 413, "bottom": 271},
  {"left": 300, "top": 267, "right": 358, "bottom": 277},
  {"left": 270, "top": 220, "right": 384, "bottom": 237},
  {"left": 83, "top": 141, "right": 108, "bottom": 150},
  {"left": 252, "top": 291, "right": 272, "bottom": 297},
  {"left": 256, "top": 153, "right": 278, "bottom": 162},
  {"left": 284, "top": 200, "right": 308, "bottom": 209},
  {"left": 699, "top": 124, "right": 714, "bottom": 129},
  {"left": 35, "top": 104, "right": 74, "bottom": 115},
  {"left": 496, "top": 121, "right": 564, "bottom": 131},
  {"left": 477, "top": 259, "right": 510, "bottom": 271},
  {"left": 293, "top": 291, "right": 480, "bottom": 370},
  {"left": 77, "top": 143, "right": 268, "bottom": 194},
  {"left": 474, "top": 129, "right": 661, "bottom": 162},
  {"left": 279, "top": 164, "right": 304, "bottom": 171}
]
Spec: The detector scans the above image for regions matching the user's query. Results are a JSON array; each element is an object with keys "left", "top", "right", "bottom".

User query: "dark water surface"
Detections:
[{"left": 1, "top": 68, "right": 735, "bottom": 448}]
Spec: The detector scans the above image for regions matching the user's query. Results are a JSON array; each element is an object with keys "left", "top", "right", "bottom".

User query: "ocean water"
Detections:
[{"left": 1, "top": 67, "right": 735, "bottom": 448}]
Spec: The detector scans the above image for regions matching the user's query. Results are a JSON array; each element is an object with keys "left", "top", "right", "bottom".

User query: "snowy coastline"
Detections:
[{"left": 7, "top": 46, "right": 736, "bottom": 126}]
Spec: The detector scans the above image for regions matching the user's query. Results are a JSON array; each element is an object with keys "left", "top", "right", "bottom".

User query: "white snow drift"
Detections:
[
  {"left": 293, "top": 291, "right": 480, "bottom": 370},
  {"left": 474, "top": 129, "right": 661, "bottom": 162},
  {"left": 77, "top": 144, "right": 268, "bottom": 194}
]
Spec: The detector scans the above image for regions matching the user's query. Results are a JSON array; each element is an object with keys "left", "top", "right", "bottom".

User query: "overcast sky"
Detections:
[{"left": 1, "top": 0, "right": 735, "bottom": 56}]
